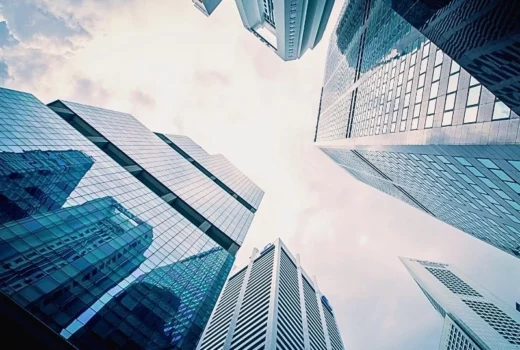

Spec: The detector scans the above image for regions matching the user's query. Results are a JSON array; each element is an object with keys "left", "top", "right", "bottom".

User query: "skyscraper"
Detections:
[
  {"left": 314, "top": 0, "right": 520, "bottom": 259},
  {"left": 0, "top": 87, "right": 263, "bottom": 349},
  {"left": 400, "top": 258, "right": 520, "bottom": 349},
  {"left": 196, "top": 239, "right": 345, "bottom": 350},
  {"left": 235, "top": 0, "right": 335, "bottom": 61},
  {"left": 192, "top": 0, "right": 222, "bottom": 16}
]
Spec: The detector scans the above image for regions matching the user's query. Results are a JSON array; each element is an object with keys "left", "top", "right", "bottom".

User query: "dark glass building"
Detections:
[
  {"left": 315, "top": 0, "right": 520, "bottom": 259},
  {"left": 0, "top": 87, "right": 263, "bottom": 349}
]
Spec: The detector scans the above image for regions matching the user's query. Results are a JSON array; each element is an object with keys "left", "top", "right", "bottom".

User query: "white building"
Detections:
[
  {"left": 235, "top": 0, "right": 335, "bottom": 61},
  {"left": 401, "top": 258, "right": 520, "bottom": 349},
  {"left": 197, "top": 238, "right": 345, "bottom": 350}
]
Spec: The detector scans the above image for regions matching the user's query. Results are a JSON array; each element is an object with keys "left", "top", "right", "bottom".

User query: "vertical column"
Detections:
[
  {"left": 313, "top": 275, "right": 333, "bottom": 350},
  {"left": 264, "top": 239, "right": 282, "bottom": 350},
  {"left": 222, "top": 248, "right": 259, "bottom": 349},
  {"left": 297, "top": 254, "right": 311, "bottom": 350}
]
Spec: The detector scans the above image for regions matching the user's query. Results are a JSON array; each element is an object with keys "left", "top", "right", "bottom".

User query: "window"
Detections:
[
  {"left": 447, "top": 74, "right": 459, "bottom": 93},
  {"left": 478, "top": 158, "right": 498, "bottom": 169},
  {"left": 492, "top": 99, "right": 511, "bottom": 120},
  {"left": 434, "top": 50, "right": 443, "bottom": 66},
  {"left": 426, "top": 267, "right": 482, "bottom": 297},
  {"left": 464, "top": 76, "right": 481, "bottom": 124},
  {"left": 463, "top": 300, "right": 520, "bottom": 345}
]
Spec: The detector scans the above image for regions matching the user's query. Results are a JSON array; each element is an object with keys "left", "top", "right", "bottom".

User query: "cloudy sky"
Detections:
[{"left": 1, "top": 0, "right": 519, "bottom": 349}]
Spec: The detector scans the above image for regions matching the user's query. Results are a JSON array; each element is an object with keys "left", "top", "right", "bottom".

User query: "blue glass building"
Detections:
[
  {"left": 0, "top": 150, "right": 93, "bottom": 224},
  {"left": 315, "top": 0, "right": 520, "bottom": 259},
  {"left": 0, "top": 87, "right": 263, "bottom": 349},
  {"left": 70, "top": 247, "right": 233, "bottom": 349}
]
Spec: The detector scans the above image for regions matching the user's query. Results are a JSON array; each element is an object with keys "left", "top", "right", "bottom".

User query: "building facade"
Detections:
[
  {"left": 0, "top": 87, "right": 263, "bottom": 349},
  {"left": 0, "top": 150, "right": 93, "bottom": 224},
  {"left": 196, "top": 238, "right": 345, "bottom": 350},
  {"left": 192, "top": 0, "right": 222, "bottom": 16},
  {"left": 314, "top": 0, "right": 520, "bottom": 259},
  {"left": 235, "top": 0, "right": 335, "bottom": 61},
  {"left": 400, "top": 258, "right": 520, "bottom": 349},
  {"left": 70, "top": 247, "right": 233, "bottom": 350}
]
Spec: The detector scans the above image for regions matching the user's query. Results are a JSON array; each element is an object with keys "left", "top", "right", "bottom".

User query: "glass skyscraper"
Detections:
[
  {"left": 196, "top": 239, "right": 345, "bottom": 350},
  {"left": 401, "top": 258, "right": 520, "bottom": 349},
  {"left": 0, "top": 87, "right": 263, "bottom": 349},
  {"left": 314, "top": 0, "right": 520, "bottom": 259}
]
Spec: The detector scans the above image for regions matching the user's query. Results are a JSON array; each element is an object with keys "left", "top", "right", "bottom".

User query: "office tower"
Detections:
[
  {"left": 235, "top": 0, "right": 335, "bottom": 61},
  {"left": 197, "top": 239, "right": 345, "bottom": 350},
  {"left": 0, "top": 87, "right": 263, "bottom": 349},
  {"left": 0, "top": 196, "right": 153, "bottom": 332},
  {"left": 71, "top": 247, "right": 233, "bottom": 350},
  {"left": 0, "top": 150, "right": 94, "bottom": 224},
  {"left": 400, "top": 258, "right": 520, "bottom": 349},
  {"left": 193, "top": 0, "right": 222, "bottom": 16},
  {"left": 314, "top": 0, "right": 520, "bottom": 259},
  {"left": 387, "top": 0, "right": 520, "bottom": 117}
]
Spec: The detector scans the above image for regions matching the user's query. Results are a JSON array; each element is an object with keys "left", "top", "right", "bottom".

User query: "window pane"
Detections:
[
  {"left": 447, "top": 73, "right": 459, "bottom": 93},
  {"left": 408, "top": 66, "right": 415, "bottom": 79},
  {"left": 491, "top": 169, "right": 513, "bottom": 182},
  {"left": 442, "top": 111, "right": 453, "bottom": 126},
  {"left": 445, "top": 92, "right": 456, "bottom": 111},
  {"left": 455, "top": 157, "right": 471, "bottom": 166},
  {"left": 418, "top": 74, "right": 425, "bottom": 88},
  {"left": 450, "top": 61, "right": 460, "bottom": 73},
  {"left": 467, "top": 86, "right": 481, "bottom": 106},
  {"left": 492, "top": 101, "right": 510, "bottom": 120},
  {"left": 414, "top": 104, "right": 421, "bottom": 118},
  {"left": 427, "top": 99, "right": 436, "bottom": 114},
  {"left": 423, "top": 43, "right": 430, "bottom": 57},
  {"left": 435, "top": 50, "right": 443, "bottom": 66},
  {"left": 416, "top": 88, "right": 424, "bottom": 103},
  {"left": 478, "top": 158, "right": 498, "bottom": 169},
  {"left": 402, "top": 107, "right": 409, "bottom": 120},
  {"left": 432, "top": 66, "right": 441, "bottom": 81},
  {"left": 506, "top": 182, "right": 520, "bottom": 194},
  {"left": 420, "top": 59, "right": 428, "bottom": 74},
  {"left": 411, "top": 118, "right": 419, "bottom": 130},
  {"left": 425, "top": 114, "right": 434, "bottom": 128},
  {"left": 463, "top": 106, "right": 478, "bottom": 124},
  {"left": 430, "top": 82, "right": 439, "bottom": 98},
  {"left": 508, "top": 160, "right": 520, "bottom": 171}
]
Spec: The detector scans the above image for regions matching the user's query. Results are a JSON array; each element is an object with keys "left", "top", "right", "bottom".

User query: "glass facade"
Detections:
[
  {"left": 315, "top": 0, "right": 520, "bottom": 259},
  {"left": 0, "top": 87, "right": 263, "bottom": 349},
  {"left": 401, "top": 258, "right": 520, "bottom": 349}
]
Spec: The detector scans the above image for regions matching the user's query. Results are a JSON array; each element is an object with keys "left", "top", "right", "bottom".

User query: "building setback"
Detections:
[
  {"left": 196, "top": 238, "right": 345, "bottom": 350},
  {"left": 314, "top": 0, "right": 520, "bottom": 259},
  {"left": 235, "top": 0, "right": 335, "bottom": 61},
  {"left": 400, "top": 258, "right": 520, "bottom": 349},
  {"left": 0, "top": 87, "right": 263, "bottom": 349}
]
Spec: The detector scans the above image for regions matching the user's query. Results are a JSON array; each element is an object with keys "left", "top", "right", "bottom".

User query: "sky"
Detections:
[{"left": 0, "top": 0, "right": 519, "bottom": 349}]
